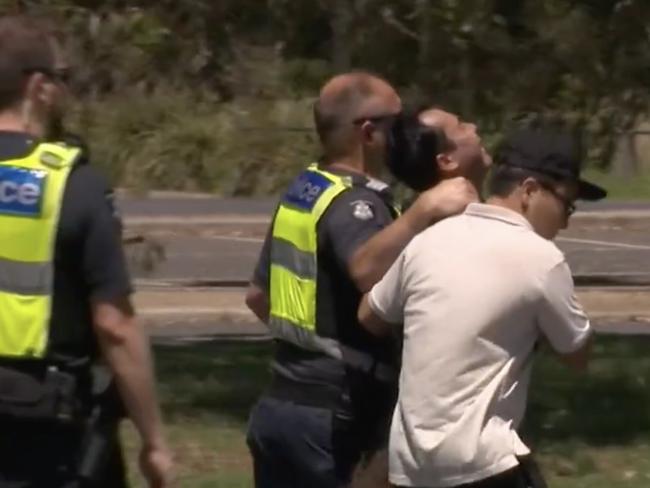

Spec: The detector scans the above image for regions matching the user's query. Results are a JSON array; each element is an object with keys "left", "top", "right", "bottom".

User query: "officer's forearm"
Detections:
[
  {"left": 245, "top": 283, "right": 270, "bottom": 324},
  {"left": 349, "top": 210, "right": 423, "bottom": 292},
  {"left": 92, "top": 299, "right": 167, "bottom": 450}
]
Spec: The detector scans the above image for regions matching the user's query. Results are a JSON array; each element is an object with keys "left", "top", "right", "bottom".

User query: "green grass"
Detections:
[
  {"left": 121, "top": 337, "right": 650, "bottom": 487},
  {"left": 581, "top": 169, "right": 650, "bottom": 201},
  {"left": 524, "top": 337, "right": 650, "bottom": 487},
  {"left": 123, "top": 342, "right": 271, "bottom": 487}
]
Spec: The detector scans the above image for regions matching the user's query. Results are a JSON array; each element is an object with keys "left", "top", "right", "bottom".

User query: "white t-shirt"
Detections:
[{"left": 369, "top": 203, "right": 591, "bottom": 488}]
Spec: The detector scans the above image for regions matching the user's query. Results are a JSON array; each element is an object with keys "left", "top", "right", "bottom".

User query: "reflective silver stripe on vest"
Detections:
[
  {"left": 0, "top": 257, "right": 51, "bottom": 295},
  {"left": 270, "top": 238, "right": 316, "bottom": 280},
  {"left": 269, "top": 315, "right": 396, "bottom": 382}
]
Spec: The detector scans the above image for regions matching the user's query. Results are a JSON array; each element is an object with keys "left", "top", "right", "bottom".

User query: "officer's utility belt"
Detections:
[
  {"left": 269, "top": 319, "right": 397, "bottom": 383},
  {"left": 0, "top": 359, "right": 89, "bottom": 423},
  {"left": 341, "top": 347, "right": 396, "bottom": 383}
]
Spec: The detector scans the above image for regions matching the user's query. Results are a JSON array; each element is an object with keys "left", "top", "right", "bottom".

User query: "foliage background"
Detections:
[{"left": 3, "top": 0, "right": 650, "bottom": 194}]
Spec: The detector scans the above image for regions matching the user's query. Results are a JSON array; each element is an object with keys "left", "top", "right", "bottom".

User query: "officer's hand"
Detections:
[
  {"left": 139, "top": 443, "right": 174, "bottom": 488},
  {"left": 411, "top": 177, "right": 478, "bottom": 227}
]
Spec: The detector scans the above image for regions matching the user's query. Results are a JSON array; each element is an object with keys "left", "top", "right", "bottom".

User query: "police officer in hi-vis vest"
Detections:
[
  {"left": 245, "top": 72, "right": 479, "bottom": 488},
  {"left": 0, "top": 16, "right": 171, "bottom": 488}
]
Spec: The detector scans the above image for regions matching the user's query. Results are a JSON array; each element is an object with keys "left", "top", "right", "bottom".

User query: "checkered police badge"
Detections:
[{"left": 352, "top": 200, "right": 374, "bottom": 220}]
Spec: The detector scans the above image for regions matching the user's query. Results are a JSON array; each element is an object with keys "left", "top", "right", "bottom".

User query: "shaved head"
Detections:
[{"left": 314, "top": 71, "right": 400, "bottom": 161}]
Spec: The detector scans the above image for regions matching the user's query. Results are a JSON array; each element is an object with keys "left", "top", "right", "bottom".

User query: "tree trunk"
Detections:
[
  {"left": 328, "top": 0, "right": 352, "bottom": 71},
  {"left": 415, "top": 0, "right": 433, "bottom": 84},
  {"left": 612, "top": 131, "right": 638, "bottom": 177}
]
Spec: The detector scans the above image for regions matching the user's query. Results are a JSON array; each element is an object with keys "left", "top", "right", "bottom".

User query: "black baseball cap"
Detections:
[{"left": 497, "top": 127, "right": 607, "bottom": 201}]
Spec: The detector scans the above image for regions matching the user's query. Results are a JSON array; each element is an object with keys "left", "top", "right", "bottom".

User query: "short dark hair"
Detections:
[
  {"left": 313, "top": 72, "right": 386, "bottom": 160},
  {"left": 0, "top": 15, "right": 58, "bottom": 110},
  {"left": 386, "top": 111, "right": 451, "bottom": 192},
  {"left": 488, "top": 135, "right": 564, "bottom": 197},
  {"left": 488, "top": 164, "right": 563, "bottom": 197}
]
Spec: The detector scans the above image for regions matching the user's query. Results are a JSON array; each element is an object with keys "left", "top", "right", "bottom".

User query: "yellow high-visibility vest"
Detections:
[
  {"left": 0, "top": 142, "right": 80, "bottom": 358},
  {"left": 269, "top": 164, "right": 398, "bottom": 381}
]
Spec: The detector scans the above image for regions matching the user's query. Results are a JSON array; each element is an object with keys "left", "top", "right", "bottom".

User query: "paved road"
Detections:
[
  {"left": 121, "top": 195, "right": 650, "bottom": 284},
  {"left": 126, "top": 219, "right": 650, "bottom": 283},
  {"left": 121, "top": 195, "right": 277, "bottom": 218},
  {"left": 116, "top": 195, "right": 650, "bottom": 337},
  {"left": 119, "top": 195, "right": 650, "bottom": 219}
]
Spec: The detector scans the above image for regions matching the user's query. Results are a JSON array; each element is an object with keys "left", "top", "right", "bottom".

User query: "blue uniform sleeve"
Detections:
[
  {"left": 62, "top": 165, "right": 132, "bottom": 302},
  {"left": 319, "top": 188, "right": 394, "bottom": 275}
]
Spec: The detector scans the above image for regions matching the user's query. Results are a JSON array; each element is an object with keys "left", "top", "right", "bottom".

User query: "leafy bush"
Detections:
[{"left": 71, "top": 86, "right": 318, "bottom": 195}]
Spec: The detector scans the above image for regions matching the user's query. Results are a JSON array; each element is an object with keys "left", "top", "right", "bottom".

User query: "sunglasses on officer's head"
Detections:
[
  {"left": 352, "top": 112, "right": 402, "bottom": 126},
  {"left": 23, "top": 66, "right": 72, "bottom": 85}
]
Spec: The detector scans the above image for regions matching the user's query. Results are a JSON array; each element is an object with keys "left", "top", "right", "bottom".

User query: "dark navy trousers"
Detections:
[{"left": 247, "top": 396, "right": 363, "bottom": 488}]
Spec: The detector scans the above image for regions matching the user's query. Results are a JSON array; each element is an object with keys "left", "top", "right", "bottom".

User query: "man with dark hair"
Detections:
[
  {"left": 358, "top": 126, "right": 605, "bottom": 488},
  {"left": 388, "top": 108, "right": 491, "bottom": 193},
  {"left": 350, "top": 106, "right": 492, "bottom": 488},
  {"left": 245, "top": 73, "right": 478, "bottom": 488},
  {"left": 0, "top": 15, "right": 171, "bottom": 488}
]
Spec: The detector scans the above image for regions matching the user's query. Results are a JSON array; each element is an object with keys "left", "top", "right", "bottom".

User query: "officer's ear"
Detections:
[
  {"left": 23, "top": 72, "right": 49, "bottom": 105},
  {"left": 18, "top": 73, "right": 42, "bottom": 125},
  {"left": 359, "top": 120, "right": 376, "bottom": 144}
]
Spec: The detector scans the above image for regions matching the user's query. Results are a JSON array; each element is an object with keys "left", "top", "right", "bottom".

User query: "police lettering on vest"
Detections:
[
  {"left": 0, "top": 166, "right": 46, "bottom": 217},
  {"left": 284, "top": 171, "right": 333, "bottom": 211}
]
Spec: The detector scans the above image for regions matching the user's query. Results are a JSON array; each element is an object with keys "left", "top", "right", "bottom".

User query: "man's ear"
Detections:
[
  {"left": 436, "top": 152, "right": 459, "bottom": 175},
  {"left": 520, "top": 177, "right": 539, "bottom": 211}
]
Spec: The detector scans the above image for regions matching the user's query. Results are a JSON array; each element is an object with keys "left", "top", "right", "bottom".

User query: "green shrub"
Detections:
[{"left": 72, "top": 87, "right": 319, "bottom": 195}]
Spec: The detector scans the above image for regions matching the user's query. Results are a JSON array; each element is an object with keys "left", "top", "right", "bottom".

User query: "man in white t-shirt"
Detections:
[{"left": 357, "top": 127, "right": 607, "bottom": 488}]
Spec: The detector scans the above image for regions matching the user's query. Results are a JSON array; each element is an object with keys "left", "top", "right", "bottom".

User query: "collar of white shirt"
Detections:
[{"left": 464, "top": 202, "right": 533, "bottom": 230}]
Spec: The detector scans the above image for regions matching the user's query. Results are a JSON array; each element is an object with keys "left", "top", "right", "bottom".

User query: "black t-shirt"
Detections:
[
  {"left": 253, "top": 166, "right": 397, "bottom": 390},
  {"left": 0, "top": 132, "right": 132, "bottom": 359}
]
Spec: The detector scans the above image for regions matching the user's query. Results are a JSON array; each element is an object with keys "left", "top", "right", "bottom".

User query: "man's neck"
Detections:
[
  {"left": 0, "top": 109, "right": 42, "bottom": 137},
  {"left": 323, "top": 155, "right": 367, "bottom": 176},
  {"left": 485, "top": 196, "right": 524, "bottom": 216}
]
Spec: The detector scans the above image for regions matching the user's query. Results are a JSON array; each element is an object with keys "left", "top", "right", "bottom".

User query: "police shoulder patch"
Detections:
[{"left": 351, "top": 200, "right": 374, "bottom": 220}]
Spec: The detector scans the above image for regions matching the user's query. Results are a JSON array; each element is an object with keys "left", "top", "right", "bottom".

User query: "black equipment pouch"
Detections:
[
  {"left": 75, "top": 366, "right": 124, "bottom": 484},
  {"left": 0, "top": 364, "right": 82, "bottom": 422},
  {"left": 517, "top": 455, "right": 549, "bottom": 488},
  {"left": 77, "top": 406, "right": 112, "bottom": 484}
]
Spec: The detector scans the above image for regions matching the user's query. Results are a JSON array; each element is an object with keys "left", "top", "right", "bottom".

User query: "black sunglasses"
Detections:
[
  {"left": 23, "top": 66, "right": 72, "bottom": 84},
  {"left": 538, "top": 180, "right": 576, "bottom": 217},
  {"left": 352, "top": 112, "right": 401, "bottom": 126}
]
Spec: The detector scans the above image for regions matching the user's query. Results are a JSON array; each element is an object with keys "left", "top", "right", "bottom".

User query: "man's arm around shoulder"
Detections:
[{"left": 349, "top": 177, "right": 477, "bottom": 292}]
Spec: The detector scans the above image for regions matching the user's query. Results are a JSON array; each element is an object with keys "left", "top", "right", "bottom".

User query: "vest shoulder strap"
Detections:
[{"left": 31, "top": 142, "right": 81, "bottom": 171}]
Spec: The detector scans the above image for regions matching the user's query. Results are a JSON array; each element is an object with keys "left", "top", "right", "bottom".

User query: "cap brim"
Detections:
[{"left": 578, "top": 179, "right": 607, "bottom": 201}]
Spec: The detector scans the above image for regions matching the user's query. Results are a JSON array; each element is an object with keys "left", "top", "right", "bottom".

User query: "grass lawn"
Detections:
[
  {"left": 122, "top": 336, "right": 650, "bottom": 487},
  {"left": 122, "top": 342, "right": 269, "bottom": 487},
  {"left": 581, "top": 169, "right": 650, "bottom": 201}
]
